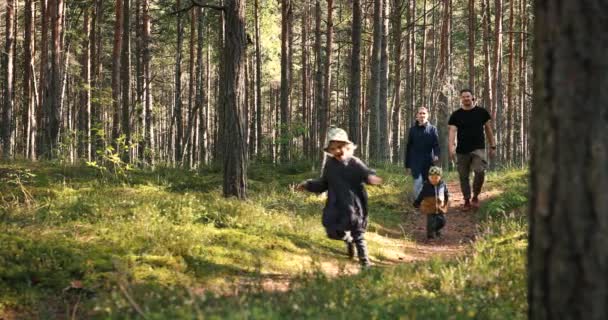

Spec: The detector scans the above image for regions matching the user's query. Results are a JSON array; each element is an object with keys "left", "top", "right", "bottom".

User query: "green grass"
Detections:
[{"left": 0, "top": 161, "right": 528, "bottom": 319}]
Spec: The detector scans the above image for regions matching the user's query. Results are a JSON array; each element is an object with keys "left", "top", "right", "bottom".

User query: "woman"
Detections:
[{"left": 404, "top": 107, "right": 440, "bottom": 199}]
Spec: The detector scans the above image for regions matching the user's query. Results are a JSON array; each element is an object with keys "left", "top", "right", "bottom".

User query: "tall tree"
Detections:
[
  {"left": 279, "top": 0, "right": 292, "bottom": 162},
  {"left": 390, "top": 0, "right": 403, "bottom": 163},
  {"left": 2, "top": 0, "right": 16, "bottom": 159},
  {"left": 221, "top": 0, "right": 248, "bottom": 198},
  {"left": 78, "top": 8, "right": 92, "bottom": 161},
  {"left": 254, "top": 0, "right": 263, "bottom": 158},
  {"left": 48, "top": 0, "right": 64, "bottom": 157},
  {"left": 367, "top": 0, "right": 383, "bottom": 162},
  {"left": 467, "top": 0, "right": 475, "bottom": 93},
  {"left": 348, "top": 0, "right": 362, "bottom": 147},
  {"left": 38, "top": 0, "right": 50, "bottom": 156},
  {"left": 111, "top": 0, "right": 124, "bottom": 148},
  {"left": 419, "top": 0, "right": 428, "bottom": 107},
  {"left": 529, "top": 0, "right": 608, "bottom": 318},
  {"left": 493, "top": 0, "right": 503, "bottom": 161},
  {"left": 313, "top": 0, "right": 322, "bottom": 155},
  {"left": 174, "top": 0, "right": 184, "bottom": 164},
  {"left": 320, "top": 0, "right": 334, "bottom": 153},
  {"left": 301, "top": 0, "right": 310, "bottom": 156},
  {"left": 24, "top": 0, "right": 37, "bottom": 160},
  {"left": 142, "top": 0, "right": 153, "bottom": 164},
  {"left": 121, "top": 0, "right": 132, "bottom": 162},
  {"left": 506, "top": 0, "right": 515, "bottom": 164},
  {"left": 481, "top": 0, "right": 492, "bottom": 111},
  {"left": 378, "top": 0, "right": 389, "bottom": 162}
]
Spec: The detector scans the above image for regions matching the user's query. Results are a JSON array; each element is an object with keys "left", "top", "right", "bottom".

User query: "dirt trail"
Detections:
[{"left": 221, "top": 181, "right": 502, "bottom": 294}]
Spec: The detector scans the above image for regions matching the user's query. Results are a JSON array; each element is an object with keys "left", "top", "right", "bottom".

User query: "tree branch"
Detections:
[{"left": 191, "top": 0, "right": 225, "bottom": 11}]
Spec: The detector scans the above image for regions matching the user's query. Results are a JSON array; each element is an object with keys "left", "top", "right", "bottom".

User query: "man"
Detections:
[
  {"left": 448, "top": 89, "right": 496, "bottom": 211},
  {"left": 405, "top": 107, "right": 440, "bottom": 199}
]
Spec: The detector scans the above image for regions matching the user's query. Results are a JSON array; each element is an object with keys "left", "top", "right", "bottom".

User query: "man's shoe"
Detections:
[
  {"left": 462, "top": 200, "right": 472, "bottom": 212},
  {"left": 347, "top": 242, "right": 355, "bottom": 259},
  {"left": 471, "top": 196, "right": 480, "bottom": 209}
]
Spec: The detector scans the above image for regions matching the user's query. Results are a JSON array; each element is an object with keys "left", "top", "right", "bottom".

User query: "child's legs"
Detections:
[
  {"left": 426, "top": 214, "right": 434, "bottom": 237},
  {"left": 351, "top": 230, "right": 369, "bottom": 265}
]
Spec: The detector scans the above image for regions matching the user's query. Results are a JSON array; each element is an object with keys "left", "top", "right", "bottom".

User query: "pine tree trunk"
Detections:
[
  {"left": 48, "top": 0, "right": 64, "bottom": 157},
  {"left": 506, "top": 0, "right": 514, "bottom": 164},
  {"left": 280, "top": 0, "right": 292, "bottom": 162},
  {"left": 222, "top": 0, "right": 248, "bottom": 198},
  {"left": 2, "top": 0, "right": 15, "bottom": 159},
  {"left": 319, "top": 0, "right": 334, "bottom": 157},
  {"left": 38, "top": 0, "right": 49, "bottom": 156},
  {"left": 196, "top": 8, "right": 206, "bottom": 165},
  {"left": 468, "top": 0, "right": 475, "bottom": 93},
  {"left": 378, "top": 0, "right": 389, "bottom": 162},
  {"left": 301, "top": 1, "right": 310, "bottom": 157},
  {"left": 121, "top": 0, "right": 131, "bottom": 162},
  {"left": 349, "top": 0, "right": 362, "bottom": 148},
  {"left": 390, "top": 0, "right": 403, "bottom": 164},
  {"left": 493, "top": 0, "right": 503, "bottom": 161},
  {"left": 367, "top": 0, "right": 383, "bottom": 162},
  {"left": 185, "top": 8, "right": 198, "bottom": 167},
  {"left": 420, "top": 0, "right": 428, "bottom": 108},
  {"left": 78, "top": 8, "right": 92, "bottom": 161},
  {"left": 174, "top": 0, "right": 184, "bottom": 164},
  {"left": 406, "top": 0, "right": 416, "bottom": 138},
  {"left": 313, "top": 0, "right": 324, "bottom": 158},
  {"left": 529, "top": 1, "right": 608, "bottom": 317},
  {"left": 482, "top": 0, "right": 492, "bottom": 112},
  {"left": 142, "top": 0, "right": 153, "bottom": 165},
  {"left": 24, "top": 0, "right": 37, "bottom": 160},
  {"left": 111, "top": 0, "right": 123, "bottom": 148}
]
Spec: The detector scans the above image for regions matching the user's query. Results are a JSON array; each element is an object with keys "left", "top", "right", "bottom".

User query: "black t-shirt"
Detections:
[{"left": 448, "top": 106, "right": 491, "bottom": 153}]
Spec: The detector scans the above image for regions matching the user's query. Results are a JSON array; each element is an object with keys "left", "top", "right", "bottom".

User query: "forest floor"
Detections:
[
  {"left": 0, "top": 162, "right": 527, "bottom": 319},
  {"left": 240, "top": 181, "right": 502, "bottom": 294}
]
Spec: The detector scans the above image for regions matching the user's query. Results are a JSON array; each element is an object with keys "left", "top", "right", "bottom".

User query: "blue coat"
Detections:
[{"left": 404, "top": 122, "right": 440, "bottom": 179}]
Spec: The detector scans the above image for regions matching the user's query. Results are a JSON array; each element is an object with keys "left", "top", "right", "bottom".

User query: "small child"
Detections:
[
  {"left": 296, "top": 128, "right": 382, "bottom": 267},
  {"left": 413, "top": 166, "right": 449, "bottom": 239}
]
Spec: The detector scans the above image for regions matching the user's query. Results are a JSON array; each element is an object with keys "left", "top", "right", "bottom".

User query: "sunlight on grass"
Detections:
[{"left": 0, "top": 162, "right": 528, "bottom": 318}]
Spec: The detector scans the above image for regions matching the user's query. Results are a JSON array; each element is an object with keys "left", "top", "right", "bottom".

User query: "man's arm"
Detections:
[
  {"left": 484, "top": 121, "right": 496, "bottom": 158},
  {"left": 448, "top": 125, "right": 457, "bottom": 160}
]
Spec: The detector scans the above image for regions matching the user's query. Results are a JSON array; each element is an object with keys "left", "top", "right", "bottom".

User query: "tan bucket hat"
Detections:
[{"left": 323, "top": 127, "right": 355, "bottom": 152}]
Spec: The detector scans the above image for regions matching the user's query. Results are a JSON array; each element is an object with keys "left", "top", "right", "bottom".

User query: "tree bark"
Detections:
[
  {"left": 174, "top": 0, "right": 184, "bottom": 164},
  {"left": 320, "top": 0, "right": 334, "bottom": 156},
  {"left": 378, "top": 0, "right": 389, "bottom": 162},
  {"left": 121, "top": 0, "right": 132, "bottom": 162},
  {"left": 222, "top": 0, "right": 248, "bottom": 198},
  {"left": 313, "top": 0, "right": 323, "bottom": 156},
  {"left": 142, "top": 0, "right": 153, "bottom": 165},
  {"left": 367, "top": 0, "right": 383, "bottom": 162},
  {"left": 2, "top": 0, "right": 15, "bottom": 159},
  {"left": 468, "top": 0, "right": 475, "bottom": 93},
  {"left": 529, "top": 1, "right": 608, "bottom": 318},
  {"left": 78, "top": 8, "right": 92, "bottom": 161},
  {"left": 390, "top": 0, "right": 403, "bottom": 164},
  {"left": 48, "top": 0, "right": 64, "bottom": 157},
  {"left": 420, "top": 0, "right": 428, "bottom": 108},
  {"left": 506, "top": 0, "right": 515, "bottom": 164},
  {"left": 349, "top": 0, "right": 362, "bottom": 148},
  {"left": 482, "top": 0, "right": 492, "bottom": 112},
  {"left": 254, "top": 0, "right": 263, "bottom": 159},
  {"left": 111, "top": 0, "right": 123, "bottom": 149},
  {"left": 280, "top": 0, "right": 292, "bottom": 162}
]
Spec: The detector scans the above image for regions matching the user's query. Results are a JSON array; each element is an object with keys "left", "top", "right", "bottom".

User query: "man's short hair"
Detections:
[{"left": 460, "top": 89, "right": 473, "bottom": 95}]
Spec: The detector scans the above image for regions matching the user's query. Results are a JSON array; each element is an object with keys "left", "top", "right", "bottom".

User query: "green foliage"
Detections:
[{"left": 0, "top": 163, "right": 528, "bottom": 319}]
